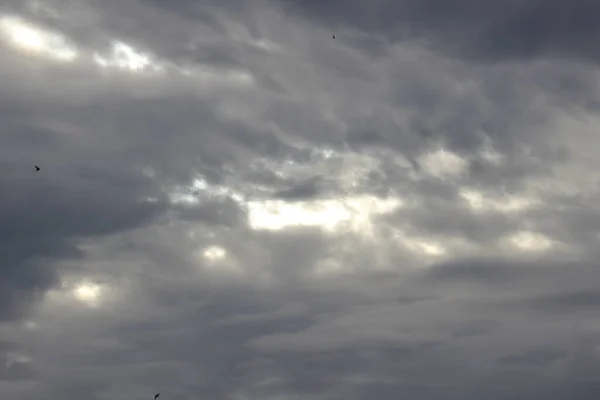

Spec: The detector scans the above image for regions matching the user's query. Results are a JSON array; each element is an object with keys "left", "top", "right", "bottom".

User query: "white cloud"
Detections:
[
  {"left": 246, "top": 195, "right": 402, "bottom": 234},
  {"left": 0, "top": 15, "right": 78, "bottom": 61}
]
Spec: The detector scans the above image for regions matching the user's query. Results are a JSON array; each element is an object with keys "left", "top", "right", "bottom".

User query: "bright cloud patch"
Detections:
[
  {"left": 403, "top": 237, "right": 446, "bottom": 256},
  {"left": 72, "top": 282, "right": 103, "bottom": 307},
  {"left": 418, "top": 148, "right": 468, "bottom": 178},
  {"left": 44, "top": 279, "right": 109, "bottom": 309},
  {"left": 168, "top": 177, "right": 243, "bottom": 205},
  {"left": 93, "top": 40, "right": 164, "bottom": 73},
  {"left": 0, "top": 12, "right": 255, "bottom": 88},
  {"left": 203, "top": 245, "right": 227, "bottom": 261},
  {"left": 246, "top": 195, "right": 402, "bottom": 233},
  {"left": 460, "top": 189, "right": 539, "bottom": 213},
  {"left": 507, "top": 231, "right": 553, "bottom": 252},
  {"left": 0, "top": 15, "right": 78, "bottom": 61},
  {"left": 196, "top": 245, "right": 244, "bottom": 275}
]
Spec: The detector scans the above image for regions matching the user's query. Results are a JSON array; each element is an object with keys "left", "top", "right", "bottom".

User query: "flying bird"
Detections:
[
  {"left": 35, "top": 165, "right": 40, "bottom": 171},
  {"left": 332, "top": 34, "right": 335, "bottom": 39},
  {"left": 155, "top": 394, "right": 160, "bottom": 400}
]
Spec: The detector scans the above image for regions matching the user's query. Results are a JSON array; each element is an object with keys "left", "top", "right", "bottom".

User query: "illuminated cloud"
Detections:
[
  {"left": 93, "top": 40, "right": 164, "bottom": 73},
  {"left": 168, "top": 177, "right": 244, "bottom": 205},
  {"left": 197, "top": 245, "right": 243, "bottom": 275},
  {"left": 203, "top": 245, "right": 227, "bottom": 261},
  {"left": 72, "top": 282, "right": 102, "bottom": 307},
  {"left": 0, "top": 11, "right": 254, "bottom": 88},
  {"left": 246, "top": 195, "right": 402, "bottom": 234},
  {"left": 402, "top": 236, "right": 446, "bottom": 257},
  {"left": 0, "top": 15, "right": 77, "bottom": 61},
  {"left": 460, "top": 188, "right": 539, "bottom": 213},
  {"left": 43, "top": 279, "right": 109, "bottom": 309},
  {"left": 506, "top": 231, "right": 554, "bottom": 252},
  {"left": 418, "top": 148, "right": 468, "bottom": 178}
]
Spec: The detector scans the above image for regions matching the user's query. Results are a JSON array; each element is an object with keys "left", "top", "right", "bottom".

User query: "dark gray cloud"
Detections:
[
  {"left": 272, "top": 0, "right": 600, "bottom": 64},
  {"left": 2, "top": 0, "right": 600, "bottom": 399},
  {"left": 272, "top": 177, "right": 322, "bottom": 200}
]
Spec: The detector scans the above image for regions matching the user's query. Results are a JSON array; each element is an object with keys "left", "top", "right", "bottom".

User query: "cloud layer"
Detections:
[{"left": 2, "top": 0, "right": 600, "bottom": 399}]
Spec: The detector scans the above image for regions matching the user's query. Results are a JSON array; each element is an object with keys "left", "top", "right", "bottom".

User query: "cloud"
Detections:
[
  {"left": 271, "top": 0, "right": 600, "bottom": 63},
  {"left": 2, "top": 0, "right": 600, "bottom": 399}
]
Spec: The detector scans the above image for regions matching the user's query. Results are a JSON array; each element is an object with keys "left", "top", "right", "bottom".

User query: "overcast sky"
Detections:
[{"left": 2, "top": 0, "right": 600, "bottom": 399}]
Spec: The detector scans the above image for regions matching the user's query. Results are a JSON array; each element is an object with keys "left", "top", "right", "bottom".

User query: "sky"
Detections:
[{"left": 2, "top": 0, "right": 600, "bottom": 399}]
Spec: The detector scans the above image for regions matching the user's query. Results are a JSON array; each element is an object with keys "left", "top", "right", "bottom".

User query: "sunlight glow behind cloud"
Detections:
[
  {"left": 0, "top": 15, "right": 77, "bottom": 61},
  {"left": 203, "top": 245, "right": 227, "bottom": 261},
  {"left": 196, "top": 245, "right": 245, "bottom": 275},
  {"left": 0, "top": 11, "right": 255, "bottom": 87},
  {"left": 72, "top": 282, "right": 103, "bottom": 307},
  {"left": 247, "top": 195, "right": 402, "bottom": 233}
]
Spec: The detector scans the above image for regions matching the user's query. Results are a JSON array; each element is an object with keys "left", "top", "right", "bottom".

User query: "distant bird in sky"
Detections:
[
  {"left": 154, "top": 394, "right": 160, "bottom": 400},
  {"left": 332, "top": 34, "right": 335, "bottom": 39},
  {"left": 35, "top": 165, "right": 40, "bottom": 171}
]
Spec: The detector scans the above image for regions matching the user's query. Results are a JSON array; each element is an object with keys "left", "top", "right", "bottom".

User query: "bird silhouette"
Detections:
[
  {"left": 35, "top": 165, "right": 40, "bottom": 171},
  {"left": 155, "top": 394, "right": 160, "bottom": 400},
  {"left": 332, "top": 34, "right": 335, "bottom": 39}
]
